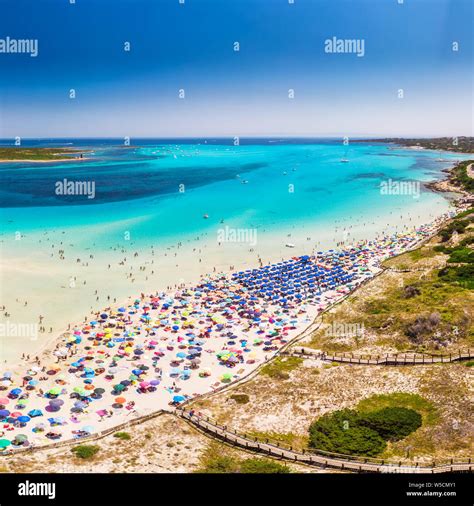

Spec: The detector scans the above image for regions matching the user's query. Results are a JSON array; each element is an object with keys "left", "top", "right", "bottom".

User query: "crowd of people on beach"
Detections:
[{"left": 0, "top": 211, "right": 456, "bottom": 452}]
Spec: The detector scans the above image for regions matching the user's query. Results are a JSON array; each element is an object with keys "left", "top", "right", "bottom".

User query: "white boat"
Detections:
[
  {"left": 340, "top": 158, "right": 350, "bottom": 163},
  {"left": 285, "top": 243, "right": 295, "bottom": 248}
]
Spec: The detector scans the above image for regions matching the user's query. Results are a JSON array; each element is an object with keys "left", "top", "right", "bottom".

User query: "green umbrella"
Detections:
[
  {"left": 114, "top": 384, "right": 125, "bottom": 392},
  {"left": 0, "top": 439, "right": 11, "bottom": 448},
  {"left": 49, "top": 387, "right": 61, "bottom": 395},
  {"left": 14, "top": 434, "right": 28, "bottom": 443}
]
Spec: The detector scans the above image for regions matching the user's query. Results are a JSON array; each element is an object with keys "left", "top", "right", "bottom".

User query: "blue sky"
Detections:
[{"left": 0, "top": 0, "right": 472, "bottom": 138}]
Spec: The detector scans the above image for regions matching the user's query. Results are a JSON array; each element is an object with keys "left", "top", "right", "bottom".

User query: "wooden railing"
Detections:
[
  {"left": 283, "top": 347, "right": 474, "bottom": 366},
  {"left": 177, "top": 408, "right": 473, "bottom": 474}
]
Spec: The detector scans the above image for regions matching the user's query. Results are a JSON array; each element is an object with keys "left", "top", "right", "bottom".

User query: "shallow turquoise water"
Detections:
[{"left": 0, "top": 140, "right": 470, "bottom": 249}]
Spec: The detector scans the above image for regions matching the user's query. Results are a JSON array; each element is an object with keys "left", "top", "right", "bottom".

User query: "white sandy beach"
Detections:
[
  {"left": 0, "top": 205, "right": 459, "bottom": 452},
  {"left": 0, "top": 202, "right": 450, "bottom": 364}
]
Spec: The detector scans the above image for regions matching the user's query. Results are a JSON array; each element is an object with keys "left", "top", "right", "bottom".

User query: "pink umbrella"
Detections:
[
  {"left": 139, "top": 381, "right": 150, "bottom": 388},
  {"left": 0, "top": 398, "right": 9, "bottom": 405}
]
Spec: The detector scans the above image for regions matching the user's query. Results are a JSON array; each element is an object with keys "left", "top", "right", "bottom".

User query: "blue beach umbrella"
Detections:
[{"left": 28, "top": 409, "right": 43, "bottom": 417}]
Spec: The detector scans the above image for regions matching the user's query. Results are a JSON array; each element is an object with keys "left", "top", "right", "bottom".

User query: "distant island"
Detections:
[
  {"left": 0, "top": 147, "right": 87, "bottom": 162},
  {"left": 363, "top": 136, "right": 474, "bottom": 154},
  {"left": 1, "top": 138, "right": 473, "bottom": 163}
]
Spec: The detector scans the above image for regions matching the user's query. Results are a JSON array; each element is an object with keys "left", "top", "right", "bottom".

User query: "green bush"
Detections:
[
  {"left": 308, "top": 406, "right": 423, "bottom": 457},
  {"left": 230, "top": 394, "right": 249, "bottom": 404},
  {"left": 197, "top": 455, "right": 290, "bottom": 474},
  {"left": 240, "top": 458, "right": 290, "bottom": 474},
  {"left": 71, "top": 445, "right": 100, "bottom": 459},
  {"left": 198, "top": 456, "right": 240, "bottom": 473},
  {"left": 359, "top": 407, "right": 422, "bottom": 441},
  {"left": 439, "top": 264, "right": 474, "bottom": 289},
  {"left": 260, "top": 357, "right": 302, "bottom": 380},
  {"left": 447, "top": 247, "right": 474, "bottom": 264},
  {"left": 308, "top": 409, "right": 386, "bottom": 457},
  {"left": 455, "top": 207, "right": 474, "bottom": 219},
  {"left": 439, "top": 220, "right": 469, "bottom": 242},
  {"left": 114, "top": 432, "right": 131, "bottom": 441},
  {"left": 459, "top": 236, "right": 474, "bottom": 247},
  {"left": 453, "top": 162, "right": 474, "bottom": 192}
]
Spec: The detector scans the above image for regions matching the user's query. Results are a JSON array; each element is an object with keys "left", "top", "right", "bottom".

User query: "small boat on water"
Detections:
[
  {"left": 203, "top": 214, "right": 209, "bottom": 219},
  {"left": 241, "top": 180, "right": 249, "bottom": 184},
  {"left": 285, "top": 243, "right": 295, "bottom": 248},
  {"left": 340, "top": 158, "right": 349, "bottom": 163}
]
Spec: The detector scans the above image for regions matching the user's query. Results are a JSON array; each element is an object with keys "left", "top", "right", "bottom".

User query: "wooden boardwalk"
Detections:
[
  {"left": 283, "top": 347, "right": 474, "bottom": 366},
  {"left": 177, "top": 409, "right": 473, "bottom": 473}
]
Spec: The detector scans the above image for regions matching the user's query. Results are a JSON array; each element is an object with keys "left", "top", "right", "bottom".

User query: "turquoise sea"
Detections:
[
  {"left": 1, "top": 138, "right": 473, "bottom": 364},
  {"left": 0, "top": 139, "right": 470, "bottom": 251}
]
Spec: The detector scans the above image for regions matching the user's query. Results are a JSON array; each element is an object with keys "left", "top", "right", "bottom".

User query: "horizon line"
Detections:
[{"left": 1, "top": 135, "right": 472, "bottom": 141}]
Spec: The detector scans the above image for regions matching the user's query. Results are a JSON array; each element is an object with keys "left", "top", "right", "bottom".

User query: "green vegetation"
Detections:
[
  {"left": 439, "top": 219, "right": 471, "bottom": 242},
  {"left": 310, "top": 204, "right": 474, "bottom": 352},
  {"left": 452, "top": 160, "right": 474, "bottom": 192},
  {"left": 113, "top": 432, "right": 131, "bottom": 441},
  {"left": 196, "top": 443, "right": 290, "bottom": 473},
  {"left": 407, "top": 247, "right": 437, "bottom": 261},
  {"left": 0, "top": 147, "right": 83, "bottom": 161},
  {"left": 359, "top": 407, "right": 422, "bottom": 441},
  {"left": 71, "top": 445, "right": 100, "bottom": 459},
  {"left": 260, "top": 356, "right": 303, "bottom": 380},
  {"left": 370, "top": 138, "right": 474, "bottom": 154},
  {"left": 239, "top": 458, "right": 290, "bottom": 474},
  {"left": 438, "top": 264, "right": 474, "bottom": 289},
  {"left": 433, "top": 218, "right": 474, "bottom": 289},
  {"left": 247, "top": 430, "right": 308, "bottom": 451},
  {"left": 198, "top": 455, "right": 240, "bottom": 473},
  {"left": 356, "top": 393, "right": 439, "bottom": 426},
  {"left": 308, "top": 402, "right": 424, "bottom": 457},
  {"left": 455, "top": 207, "right": 474, "bottom": 219},
  {"left": 309, "top": 409, "right": 386, "bottom": 457},
  {"left": 230, "top": 394, "right": 249, "bottom": 404},
  {"left": 446, "top": 247, "right": 474, "bottom": 264}
]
